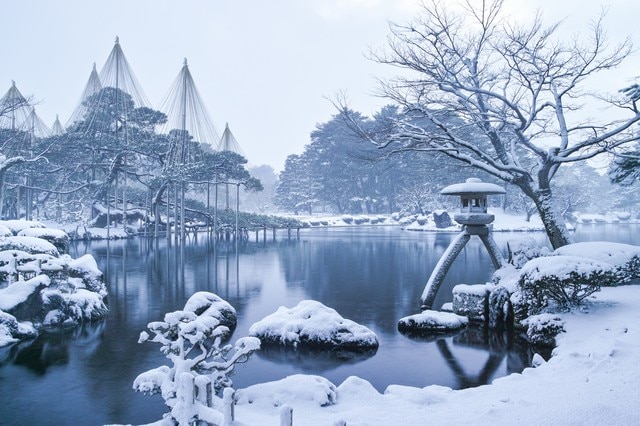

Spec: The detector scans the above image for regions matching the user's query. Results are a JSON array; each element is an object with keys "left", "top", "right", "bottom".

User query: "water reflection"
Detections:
[
  {"left": 0, "top": 322, "right": 105, "bottom": 375},
  {"left": 257, "top": 344, "right": 378, "bottom": 372},
  {"left": 399, "top": 324, "right": 549, "bottom": 389}
]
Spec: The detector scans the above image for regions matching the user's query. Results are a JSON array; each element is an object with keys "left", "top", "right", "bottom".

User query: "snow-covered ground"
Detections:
[{"left": 233, "top": 284, "right": 640, "bottom": 425}]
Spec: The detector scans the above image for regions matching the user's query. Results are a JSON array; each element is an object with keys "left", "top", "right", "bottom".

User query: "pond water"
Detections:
[{"left": 0, "top": 224, "right": 637, "bottom": 425}]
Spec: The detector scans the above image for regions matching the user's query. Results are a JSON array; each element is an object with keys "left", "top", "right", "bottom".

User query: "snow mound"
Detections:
[
  {"left": 249, "top": 300, "right": 379, "bottom": 348},
  {"left": 235, "top": 374, "right": 337, "bottom": 409},
  {"left": 397, "top": 310, "right": 468, "bottom": 333}
]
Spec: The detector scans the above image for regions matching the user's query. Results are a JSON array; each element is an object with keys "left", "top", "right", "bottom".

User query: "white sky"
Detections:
[{"left": 1, "top": 0, "right": 639, "bottom": 172}]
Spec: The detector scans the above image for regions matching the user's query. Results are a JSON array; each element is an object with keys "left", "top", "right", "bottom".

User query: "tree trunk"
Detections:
[
  {"left": 514, "top": 177, "right": 571, "bottom": 249},
  {"left": 531, "top": 188, "right": 572, "bottom": 249}
]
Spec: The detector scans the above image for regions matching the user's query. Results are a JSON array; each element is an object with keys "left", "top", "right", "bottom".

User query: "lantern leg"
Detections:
[
  {"left": 479, "top": 234, "right": 506, "bottom": 269},
  {"left": 420, "top": 231, "right": 470, "bottom": 310}
]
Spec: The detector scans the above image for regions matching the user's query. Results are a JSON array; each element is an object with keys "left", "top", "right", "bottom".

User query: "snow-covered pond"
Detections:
[{"left": 1, "top": 223, "right": 637, "bottom": 425}]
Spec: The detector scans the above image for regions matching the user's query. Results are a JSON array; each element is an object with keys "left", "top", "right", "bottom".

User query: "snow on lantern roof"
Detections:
[{"left": 441, "top": 178, "right": 506, "bottom": 196}]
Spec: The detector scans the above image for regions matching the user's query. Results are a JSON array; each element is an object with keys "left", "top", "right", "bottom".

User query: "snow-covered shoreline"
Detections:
[
  {"left": 232, "top": 284, "right": 640, "bottom": 425},
  {"left": 297, "top": 210, "right": 638, "bottom": 233}
]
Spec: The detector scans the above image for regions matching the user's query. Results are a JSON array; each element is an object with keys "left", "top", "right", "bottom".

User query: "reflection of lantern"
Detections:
[
  {"left": 441, "top": 177, "right": 506, "bottom": 226},
  {"left": 420, "top": 178, "right": 506, "bottom": 310}
]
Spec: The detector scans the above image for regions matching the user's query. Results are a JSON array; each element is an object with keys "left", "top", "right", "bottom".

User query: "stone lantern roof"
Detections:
[{"left": 441, "top": 177, "right": 506, "bottom": 196}]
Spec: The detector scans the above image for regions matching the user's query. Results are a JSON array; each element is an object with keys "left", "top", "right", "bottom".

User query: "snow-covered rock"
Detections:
[
  {"left": 249, "top": 300, "right": 379, "bottom": 348},
  {"left": 452, "top": 284, "right": 491, "bottom": 321},
  {"left": 397, "top": 310, "right": 468, "bottom": 333}
]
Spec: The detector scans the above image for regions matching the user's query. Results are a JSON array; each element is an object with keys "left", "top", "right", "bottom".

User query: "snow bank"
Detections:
[
  {"left": 235, "top": 375, "right": 337, "bottom": 409},
  {"left": 235, "top": 285, "right": 640, "bottom": 425},
  {"left": 249, "top": 300, "right": 379, "bottom": 348},
  {"left": 403, "top": 210, "right": 547, "bottom": 232}
]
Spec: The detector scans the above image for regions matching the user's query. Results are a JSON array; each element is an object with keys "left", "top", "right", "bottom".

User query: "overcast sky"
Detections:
[{"left": 2, "top": 0, "right": 639, "bottom": 172}]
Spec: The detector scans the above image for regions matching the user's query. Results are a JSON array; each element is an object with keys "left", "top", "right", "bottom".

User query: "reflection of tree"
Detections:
[
  {"left": 2, "top": 321, "right": 105, "bottom": 375},
  {"left": 257, "top": 343, "right": 377, "bottom": 373}
]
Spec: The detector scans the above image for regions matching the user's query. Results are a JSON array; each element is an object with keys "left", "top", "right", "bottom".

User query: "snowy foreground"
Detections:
[{"left": 230, "top": 285, "right": 640, "bottom": 425}]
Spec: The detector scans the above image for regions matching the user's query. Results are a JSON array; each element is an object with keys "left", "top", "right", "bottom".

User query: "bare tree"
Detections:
[{"left": 350, "top": 0, "right": 639, "bottom": 248}]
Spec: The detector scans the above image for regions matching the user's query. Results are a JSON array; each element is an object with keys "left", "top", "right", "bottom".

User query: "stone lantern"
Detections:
[
  {"left": 420, "top": 178, "right": 506, "bottom": 310},
  {"left": 442, "top": 177, "right": 506, "bottom": 227}
]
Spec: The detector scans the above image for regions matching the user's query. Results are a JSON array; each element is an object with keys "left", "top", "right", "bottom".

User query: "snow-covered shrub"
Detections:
[
  {"left": 506, "top": 238, "right": 550, "bottom": 268},
  {"left": 249, "top": 300, "right": 379, "bottom": 348},
  {"left": 521, "top": 314, "right": 565, "bottom": 346},
  {"left": 18, "top": 228, "right": 70, "bottom": 254},
  {"left": 0, "top": 220, "right": 44, "bottom": 235},
  {"left": 0, "top": 225, "right": 12, "bottom": 238},
  {"left": 0, "top": 236, "right": 59, "bottom": 257},
  {"left": 553, "top": 241, "right": 640, "bottom": 283},
  {"left": 416, "top": 215, "right": 429, "bottom": 226},
  {"left": 488, "top": 286, "right": 511, "bottom": 328},
  {"left": 519, "top": 256, "right": 617, "bottom": 314},
  {"left": 134, "top": 292, "right": 259, "bottom": 425},
  {"left": 41, "top": 288, "right": 108, "bottom": 326}
]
